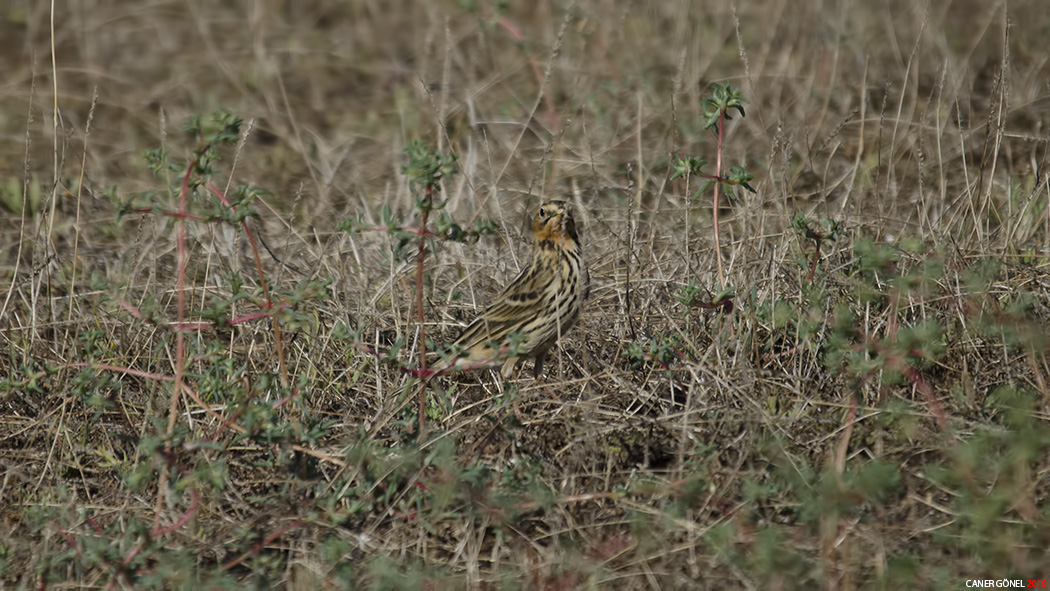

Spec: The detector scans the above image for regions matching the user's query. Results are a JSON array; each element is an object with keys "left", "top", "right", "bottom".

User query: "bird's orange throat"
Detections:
[{"left": 533, "top": 216, "right": 579, "bottom": 250}]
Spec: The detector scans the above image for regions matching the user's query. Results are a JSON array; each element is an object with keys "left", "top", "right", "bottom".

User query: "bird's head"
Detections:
[{"left": 532, "top": 201, "right": 580, "bottom": 248}]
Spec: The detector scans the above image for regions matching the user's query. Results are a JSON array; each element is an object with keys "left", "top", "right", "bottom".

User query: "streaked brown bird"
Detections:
[{"left": 440, "top": 200, "right": 588, "bottom": 379}]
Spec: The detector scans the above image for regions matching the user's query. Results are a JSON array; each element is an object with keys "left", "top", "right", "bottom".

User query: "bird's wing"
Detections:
[{"left": 452, "top": 264, "right": 553, "bottom": 351}]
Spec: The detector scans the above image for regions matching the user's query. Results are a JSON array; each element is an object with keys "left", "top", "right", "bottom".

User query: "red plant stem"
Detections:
[
  {"left": 67, "top": 362, "right": 172, "bottom": 382},
  {"left": 853, "top": 338, "right": 949, "bottom": 431},
  {"left": 900, "top": 363, "right": 949, "bottom": 430},
  {"left": 149, "top": 487, "right": 200, "bottom": 538},
  {"left": 834, "top": 395, "right": 858, "bottom": 475},
  {"left": 807, "top": 237, "right": 822, "bottom": 281},
  {"left": 118, "top": 298, "right": 288, "bottom": 330},
  {"left": 691, "top": 297, "right": 734, "bottom": 312},
  {"left": 204, "top": 183, "right": 287, "bottom": 386},
  {"left": 155, "top": 146, "right": 203, "bottom": 531},
  {"left": 228, "top": 304, "right": 288, "bottom": 324},
  {"left": 415, "top": 189, "right": 431, "bottom": 435},
  {"left": 713, "top": 110, "right": 725, "bottom": 287}
]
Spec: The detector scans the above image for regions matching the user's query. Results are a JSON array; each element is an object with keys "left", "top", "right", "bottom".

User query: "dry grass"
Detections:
[{"left": 2, "top": 0, "right": 1050, "bottom": 588}]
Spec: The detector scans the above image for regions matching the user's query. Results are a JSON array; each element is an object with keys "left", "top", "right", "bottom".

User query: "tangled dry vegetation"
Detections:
[{"left": 2, "top": 1, "right": 1050, "bottom": 589}]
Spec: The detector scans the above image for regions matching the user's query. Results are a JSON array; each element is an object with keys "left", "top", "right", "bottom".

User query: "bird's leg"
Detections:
[
  {"left": 532, "top": 352, "right": 562, "bottom": 402},
  {"left": 532, "top": 353, "right": 546, "bottom": 379}
]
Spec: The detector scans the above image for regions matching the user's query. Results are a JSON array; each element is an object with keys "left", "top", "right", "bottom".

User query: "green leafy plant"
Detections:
[{"left": 671, "top": 82, "right": 756, "bottom": 288}]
